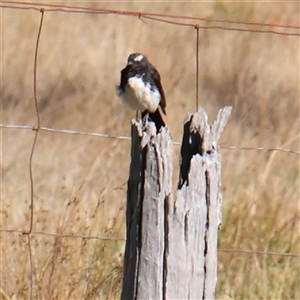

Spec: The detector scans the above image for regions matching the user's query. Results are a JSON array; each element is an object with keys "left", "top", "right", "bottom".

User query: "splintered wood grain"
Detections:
[{"left": 121, "top": 107, "right": 232, "bottom": 300}]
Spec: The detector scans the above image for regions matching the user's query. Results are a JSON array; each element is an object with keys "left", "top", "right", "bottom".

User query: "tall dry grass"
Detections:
[{"left": 1, "top": 1, "right": 299, "bottom": 299}]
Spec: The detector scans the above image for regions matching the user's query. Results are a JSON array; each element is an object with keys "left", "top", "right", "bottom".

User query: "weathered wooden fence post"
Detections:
[{"left": 121, "top": 107, "right": 232, "bottom": 300}]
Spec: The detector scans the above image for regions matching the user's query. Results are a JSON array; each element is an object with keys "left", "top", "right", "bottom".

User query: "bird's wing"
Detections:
[
  {"left": 150, "top": 66, "right": 166, "bottom": 115},
  {"left": 119, "top": 65, "right": 130, "bottom": 91}
]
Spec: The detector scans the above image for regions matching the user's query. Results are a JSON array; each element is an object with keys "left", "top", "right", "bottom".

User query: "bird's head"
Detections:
[{"left": 127, "top": 53, "right": 148, "bottom": 67}]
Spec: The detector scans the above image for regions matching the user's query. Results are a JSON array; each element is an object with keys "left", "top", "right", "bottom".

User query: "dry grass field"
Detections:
[{"left": 1, "top": 1, "right": 299, "bottom": 299}]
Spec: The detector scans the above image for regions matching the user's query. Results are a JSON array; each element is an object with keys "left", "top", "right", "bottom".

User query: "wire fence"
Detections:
[{"left": 1, "top": 1, "right": 299, "bottom": 298}]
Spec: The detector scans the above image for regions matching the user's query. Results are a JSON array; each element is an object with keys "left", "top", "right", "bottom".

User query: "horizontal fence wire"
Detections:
[
  {"left": 0, "top": 1, "right": 300, "bottom": 36},
  {"left": 1, "top": 124, "right": 299, "bottom": 155},
  {"left": 1, "top": 229, "right": 299, "bottom": 257},
  {"left": 1, "top": 1, "right": 300, "bottom": 298}
]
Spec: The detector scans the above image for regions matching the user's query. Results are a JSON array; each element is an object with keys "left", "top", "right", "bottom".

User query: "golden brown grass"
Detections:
[{"left": 1, "top": 1, "right": 299, "bottom": 299}]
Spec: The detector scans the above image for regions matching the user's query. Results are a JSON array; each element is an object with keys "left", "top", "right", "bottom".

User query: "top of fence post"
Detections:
[
  {"left": 166, "top": 106, "right": 232, "bottom": 300},
  {"left": 121, "top": 118, "right": 173, "bottom": 300},
  {"left": 122, "top": 107, "right": 232, "bottom": 300}
]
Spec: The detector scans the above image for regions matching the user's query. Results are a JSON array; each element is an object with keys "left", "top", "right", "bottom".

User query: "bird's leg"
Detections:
[{"left": 141, "top": 111, "right": 149, "bottom": 127}]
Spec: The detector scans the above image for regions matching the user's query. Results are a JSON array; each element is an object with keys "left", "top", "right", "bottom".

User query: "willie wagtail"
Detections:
[{"left": 117, "top": 53, "right": 166, "bottom": 130}]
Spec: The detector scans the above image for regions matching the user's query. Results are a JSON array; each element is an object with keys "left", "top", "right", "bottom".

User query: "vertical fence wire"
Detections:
[{"left": 23, "top": 8, "right": 45, "bottom": 299}]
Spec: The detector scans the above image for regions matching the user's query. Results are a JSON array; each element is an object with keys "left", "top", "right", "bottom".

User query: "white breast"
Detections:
[{"left": 119, "top": 77, "right": 161, "bottom": 113}]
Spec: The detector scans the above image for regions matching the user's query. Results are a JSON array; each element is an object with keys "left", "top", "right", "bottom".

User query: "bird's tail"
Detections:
[{"left": 142, "top": 109, "right": 165, "bottom": 132}]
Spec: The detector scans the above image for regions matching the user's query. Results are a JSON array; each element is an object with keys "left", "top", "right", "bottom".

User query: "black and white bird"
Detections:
[{"left": 117, "top": 53, "right": 166, "bottom": 130}]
